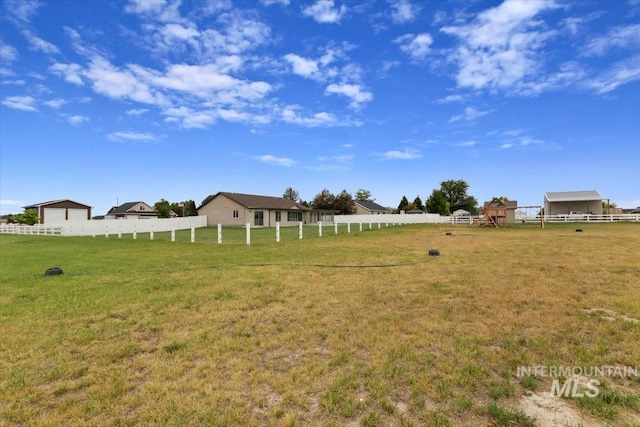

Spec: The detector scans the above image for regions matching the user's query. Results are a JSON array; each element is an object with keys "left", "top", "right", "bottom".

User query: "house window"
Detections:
[
  {"left": 275, "top": 211, "right": 281, "bottom": 222},
  {"left": 140, "top": 205, "right": 145, "bottom": 211},
  {"left": 288, "top": 211, "right": 302, "bottom": 222},
  {"left": 232, "top": 210, "right": 239, "bottom": 218}
]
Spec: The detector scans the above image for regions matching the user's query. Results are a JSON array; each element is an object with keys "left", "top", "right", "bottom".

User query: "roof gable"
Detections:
[
  {"left": 108, "top": 201, "right": 156, "bottom": 215},
  {"left": 205, "top": 192, "right": 310, "bottom": 211},
  {"left": 355, "top": 200, "right": 389, "bottom": 211},
  {"left": 545, "top": 191, "right": 604, "bottom": 202},
  {"left": 23, "top": 199, "right": 92, "bottom": 209}
]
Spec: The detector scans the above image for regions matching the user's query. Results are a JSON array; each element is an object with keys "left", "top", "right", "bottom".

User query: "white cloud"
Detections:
[
  {"left": 50, "top": 63, "right": 84, "bottom": 85},
  {"left": 325, "top": 83, "right": 373, "bottom": 109},
  {"left": 22, "top": 30, "right": 60, "bottom": 54},
  {"left": 500, "top": 143, "right": 514, "bottom": 149},
  {"left": 0, "top": 44, "right": 19, "bottom": 62},
  {"left": 586, "top": 54, "right": 640, "bottom": 94},
  {"left": 199, "top": 12, "right": 271, "bottom": 56},
  {"left": 126, "top": 108, "right": 149, "bottom": 116},
  {"left": 449, "top": 106, "right": 490, "bottom": 123},
  {"left": 585, "top": 24, "right": 640, "bottom": 57},
  {"left": 65, "top": 115, "right": 90, "bottom": 126},
  {"left": 2, "top": 95, "right": 38, "bottom": 111},
  {"left": 107, "top": 131, "right": 159, "bottom": 142},
  {"left": 390, "top": 0, "right": 419, "bottom": 24},
  {"left": 453, "top": 140, "right": 477, "bottom": 147},
  {"left": 125, "top": 0, "right": 182, "bottom": 22},
  {"left": 258, "top": 154, "right": 295, "bottom": 166},
  {"left": 441, "top": 0, "right": 558, "bottom": 92},
  {"left": 302, "top": 0, "right": 347, "bottom": 24},
  {"left": 43, "top": 98, "right": 67, "bottom": 109},
  {"left": 4, "top": 0, "right": 41, "bottom": 24},
  {"left": 435, "top": 94, "right": 464, "bottom": 103},
  {"left": 281, "top": 106, "right": 342, "bottom": 127},
  {"left": 261, "top": 0, "right": 290, "bottom": 5},
  {"left": 285, "top": 53, "right": 320, "bottom": 78},
  {"left": 163, "top": 106, "right": 216, "bottom": 129},
  {"left": 376, "top": 148, "right": 421, "bottom": 160},
  {"left": 395, "top": 33, "right": 433, "bottom": 60}
]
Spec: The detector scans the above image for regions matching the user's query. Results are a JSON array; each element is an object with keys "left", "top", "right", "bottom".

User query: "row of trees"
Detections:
[
  {"left": 282, "top": 180, "right": 478, "bottom": 216},
  {"left": 154, "top": 199, "right": 198, "bottom": 218},
  {"left": 398, "top": 180, "right": 479, "bottom": 215}
]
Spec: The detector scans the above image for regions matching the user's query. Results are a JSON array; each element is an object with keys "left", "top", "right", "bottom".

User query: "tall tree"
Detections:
[
  {"left": 413, "top": 195, "right": 424, "bottom": 211},
  {"left": 440, "top": 179, "right": 479, "bottom": 214},
  {"left": 183, "top": 200, "right": 197, "bottom": 216},
  {"left": 283, "top": 187, "right": 300, "bottom": 202},
  {"left": 311, "top": 189, "right": 336, "bottom": 210},
  {"left": 154, "top": 199, "right": 172, "bottom": 218},
  {"left": 425, "top": 189, "right": 451, "bottom": 215},
  {"left": 355, "top": 189, "right": 374, "bottom": 202},
  {"left": 333, "top": 189, "right": 357, "bottom": 215},
  {"left": 398, "top": 195, "right": 410, "bottom": 212}
]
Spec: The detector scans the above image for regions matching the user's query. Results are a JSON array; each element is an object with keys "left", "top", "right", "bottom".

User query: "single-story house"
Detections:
[
  {"left": 197, "top": 192, "right": 311, "bottom": 227},
  {"left": 406, "top": 208, "right": 425, "bottom": 214},
  {"left": 544, "top": 191, "right": 605, "bottom": 216},
  {"left": 354, "top": 200, "right": 393, "bottom": 215},
  {"left": 23, "top": 199, "right": 92, "bottom": 224},
  {"left": 105, "top": 201, "right": 157, "bottom": 219}
]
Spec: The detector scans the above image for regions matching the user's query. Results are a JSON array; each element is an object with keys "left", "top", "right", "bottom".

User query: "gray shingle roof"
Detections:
[
  {"left": 107, "top": 201, "right": 155, "bottom": 215},
  {"left": 544, "top": 191, "right": 605, "bottom": 202},
  {"left": 354, "top": 200, "right": 390, "bottom": 212},
  {"left": 217, "top": 192, "right": 310, "bottom": 211}
]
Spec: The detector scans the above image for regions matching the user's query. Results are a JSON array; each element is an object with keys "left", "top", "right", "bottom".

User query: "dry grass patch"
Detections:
[{"left": 1, "top": 223, "right": 639, "bottom": 426}]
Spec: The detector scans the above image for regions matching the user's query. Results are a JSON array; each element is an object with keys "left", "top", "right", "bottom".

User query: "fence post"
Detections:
[
  {"left": 191, "top": 225, "right": 195, "bottom": 243},
  {"left": 369, "top": 221, "right": 372, "bottom": 230},
  {"left": 347, "top": 222, "right": 351, "bottom": 233},
  {"left": 276, "top": 222, "right": 280, "bottom": 243},
  {"left": 171, "top": 228, "right": 175, "bottom": 242},
  {"left": 246, "top": 223, "right": 251, "bottom": 245},
  {"left": 218, "top": 224, "right": 222, "bottom": 244},
  {"left": 133, "top": 225, "right": 137, "bottom": 240},
  {"left": 299, "top": 222, "right": 303, "bottom": 239},
  {"left": 150, "top": 226, "right": 154, "bottom": 240},
  {"left": 319, "top": 221, "right": 323, "bottom": 237},
  {"left": 105, "top": 225, "right": 109, "bottom": 238},
  {"left": 378, "top": 222, "right": 381, "bottom": 229},
  {"left": 334, "top": 222, "right": 338, "bottom": 235},
  {"left": 359, "top": 222, "right": 363, "bottom": 232},
  {"left": 118, "top": 224, "right": 122, "bottom": 239}
]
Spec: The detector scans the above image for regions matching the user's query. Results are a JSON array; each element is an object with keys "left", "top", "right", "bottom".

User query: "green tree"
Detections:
[
  {"left": 425, "top": 189, "right": 451, "bottom": 215},
  {"left": 183, "top": 200, "right": 197, "bottom": 216},
  {"left": 311, "top": 189, "right": 336, "bottom": 210},
  {"left": 154, "top": 199, "right": 172, "bottom": 218},
  {"left": 440, "top": 179, "right": 479, "bottom": 214},
  {"left": 413, "top": 195, "right": 424, "bottom": 211},
  {"left": 355, "top": 189, "right": 374, "bottom": 202},
  {"left": 333, "top": 189, "right": 356, "bottom": 215},
  {"left": 14, "top": 209, "right": 39, "bottom": 225},
  {"left": 283, "top": 187, "right": 300, "bottom": 202},
  {"left": 398, "top": 195, "right": 410, "bottom": 212}
]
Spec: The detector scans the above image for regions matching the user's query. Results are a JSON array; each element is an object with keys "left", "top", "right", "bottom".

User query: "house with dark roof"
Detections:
[
  {"left": 544, "top": 191, "right": 605, "bottom": 216},
  {"left": 197, "top": 192, "right": 311, "bottom": 227},
  {"left": 105, "top": 201, "right": 157, "bottom": 219},
  {"left": 354, "top": 200, "right": 393, "bottom": 215},
  {"left": 23, "top": 199, "right": 92, "bottom": 224}
]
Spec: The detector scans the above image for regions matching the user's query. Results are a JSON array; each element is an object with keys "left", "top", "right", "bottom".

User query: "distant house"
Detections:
[
  {"left": 354, "top": 200, "right": 393, "bottom": 215},
  {"left": 197, "top": 192, "right": 311, "bottom": 227},
  {"left": 105, "top": 201, "right": 157, "bottom": 219},
  {"left": 406, "top": 208, "right": 425, "bottom": 214},
  {"left": 23, "top": 199, "right": 92, "bottom": 224},
  {"left": 544, "top": 191, "right": 605, "bottom": 216}
]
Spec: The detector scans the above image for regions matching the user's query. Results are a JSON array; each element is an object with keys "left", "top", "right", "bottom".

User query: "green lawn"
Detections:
[{"left": 1, "top": 223, "right": 639, "bottom": 426}]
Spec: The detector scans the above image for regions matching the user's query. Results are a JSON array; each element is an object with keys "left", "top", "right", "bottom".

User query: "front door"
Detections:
[{"left": 254, "top": 211, "right": 264, "bottom": 226}]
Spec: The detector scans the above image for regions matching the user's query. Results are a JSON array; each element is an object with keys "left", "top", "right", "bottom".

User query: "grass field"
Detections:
[{"left": 1, "top": 223, "right": 639, "bottom": 426}]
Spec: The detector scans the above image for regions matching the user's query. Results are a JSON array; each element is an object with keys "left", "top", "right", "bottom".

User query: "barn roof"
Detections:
[
  {"left": 23, "top": 199, "right": 92, "bottom": 209},
  {"left": 544, "top": 191, "right": 605, "bottom": 202}
]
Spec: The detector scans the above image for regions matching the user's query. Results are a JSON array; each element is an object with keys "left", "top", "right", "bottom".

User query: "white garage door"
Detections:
[
  {"left": 43, "top": 208, "right": 66, "bottom": 224},
  {"left": 67, "top": 208, "right": 88, "bottom": 221}
]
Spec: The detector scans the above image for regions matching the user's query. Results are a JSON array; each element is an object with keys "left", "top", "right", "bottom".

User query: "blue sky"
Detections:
[{"left": 1, "top": 0, "right": 639, "bottom": 216}]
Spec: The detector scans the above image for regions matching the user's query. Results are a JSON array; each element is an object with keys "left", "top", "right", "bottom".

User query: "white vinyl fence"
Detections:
[{"left": 0, "top": 216, "right": 207, "bottom": 237}]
